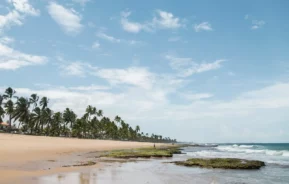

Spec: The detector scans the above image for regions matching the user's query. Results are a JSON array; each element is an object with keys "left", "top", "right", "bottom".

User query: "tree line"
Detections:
[{"left": 0, "top": 87, "right": 177, "bottom": 143}]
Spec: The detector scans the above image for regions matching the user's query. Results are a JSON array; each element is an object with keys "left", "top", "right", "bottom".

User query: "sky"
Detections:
[{"left": 0, "top": 0, "right": 289, "bottom": 143}]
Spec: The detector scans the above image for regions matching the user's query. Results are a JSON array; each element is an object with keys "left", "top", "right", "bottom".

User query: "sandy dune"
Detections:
[{"left": 0, "top": 133, "right": 162, "bottom": 183}]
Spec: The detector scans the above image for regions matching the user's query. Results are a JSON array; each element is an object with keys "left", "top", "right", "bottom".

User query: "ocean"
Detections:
[{"left": 31, "top": 143, "right": 289, "bottom": 184}]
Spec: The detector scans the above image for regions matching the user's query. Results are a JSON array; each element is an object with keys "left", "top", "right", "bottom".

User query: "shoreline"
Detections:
[{"left": 0, "top": 133, "right": 166, "bottom": 183}]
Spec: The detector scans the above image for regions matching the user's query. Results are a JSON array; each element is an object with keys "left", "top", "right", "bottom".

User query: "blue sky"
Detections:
[{"left": 1, "top": 0, "right": 289, "bottom": 143}]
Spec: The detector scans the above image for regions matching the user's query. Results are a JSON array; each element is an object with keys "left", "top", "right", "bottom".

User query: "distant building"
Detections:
[{"left": 0, "top": 122, "right": 9, "bottom": 126}]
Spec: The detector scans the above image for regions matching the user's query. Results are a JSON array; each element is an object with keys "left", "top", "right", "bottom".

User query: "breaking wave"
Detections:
[{"left": 216, "top": 145, "right": 289, "bottom": 157}]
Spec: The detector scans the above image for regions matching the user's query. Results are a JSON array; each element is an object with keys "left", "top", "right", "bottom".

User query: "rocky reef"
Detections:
[
  {"left": 102, "top": 146, "right": 183, "bottom": 159},
  {"left": 173, "top": 158, "right": 265, "bottom": 169}
]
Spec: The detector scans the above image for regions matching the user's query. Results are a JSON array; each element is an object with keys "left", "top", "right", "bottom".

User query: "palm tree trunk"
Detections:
[
  {"left": 41, "top": 124, "right": 44, "bottom": 135},
  {"left": 9, "top": 115, "right": 12, "bottom": 133},
  {"left": 64, "top": 124, "right": 66, "bottom": 137},
  {"left": 46, "top": 123, "right": 50, "bottom": 136}
]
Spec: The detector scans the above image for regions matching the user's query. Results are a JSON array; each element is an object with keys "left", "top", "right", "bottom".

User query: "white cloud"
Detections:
[
  {"left": 194, "top": 22, "right": 212, "bottom": 32},
  {"left": 96, "top": 31, "right": 142, "bottom": 45},
  {"left": 59, "top": 61, "right": 93, "bottom": 77},
  {"left": 152, "top": 10, "right": 181, "bottom": 29},
  {"left": 251, "top": 20, "right": 265, "bottom": 30},
  {"left": 214, "top": 83, "right": 289, "bottom": 110},
  {"left": 181, "top": 92, "right": 214, "bottom": 101},
  {"left": 121, "top": 18, "right": 143, "bottom": 33},
  {"left": 0, "top": 10, "right": 22, "bottom": 31},
  {"left": 47, "top": 2, "right": 83, "bottom": 35},
  {"left": 5, "top": 81, "right": 289, "bottom": 142},
  {"left": 165, "top": 55, "right": 225, "bottom": 77},
  {"left": 92, "top": 41, "right": 100, "bottom": 49},
  {"left": 0, "top": 36, "right": 14, "bottom": 44},
  {"left": 69, "top": 84, "right": 110, "bottom": 91},
  {"left": 245, "top": 15, "right": 265, "bottom": 30},
  {"left": 7, "top": 0, "right": 39, "bottom": 16},
  {"left": 120, "top": 11, "right": 144, "bottom": 33},
  {"left": 72, "top": 0, "right": 90, "bottom": 6},
  {"left": 0, "top": 43, "right": 47, "bottom": 70},
  {"left": 120, "top": 10, "right": 183, "bottom": 33},
  {"left": 96, "top": 32, "right": 121, "bottom": 43},
  {"left": 94, "top": 67, "right": 155, "bottom": 89},
  {"left": 0, "top": 0, "right": 39, "bottom": 32},
  {"left": 54, "top": 60, "right": 289, "bottom": 142}
]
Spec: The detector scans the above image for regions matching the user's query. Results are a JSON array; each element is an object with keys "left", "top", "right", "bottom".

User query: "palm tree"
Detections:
[
  {"left": 0, "top": 87, "right": 177, "bottom": 143},
  {"left": 43, "top": 107, "right": 53, "bottom": 135},
  {"left": 114, "top": 115, "right": 121, "bottom": 128},
  {"left": 63, "top": 108, "right": 77, "bottom": 136},
  {"left": 30, "top": 107, "right": 42, "bottom": 133},
  {"left": 85, "top": 105, "right": 97, "bottom": 120},
  {"left": 40, "top": 97, "right": 49, "bottom": 110},
  {"left": 97, "top": 109, "right": 103, "bottom": 118},
  {"left": 51, "top": 112, "right": 63, "bottom": 136},
  {"left": 72, "top": 118, "right": 85, "bottom": 138},
  {"left": 29, "top": 94, "right": 39, "bottom": 109},
  {"left": 0, "top": 95, "right": 5, "bottom": 122},
  {"left": 135, "top": 125, "right": 140, "bottom": 133},
  {"left": 3, "top": 87, "right": 16, "bottom": 130},
  {"left": 13, "top": 97, "right": 30, "bottom": 131},
  {"left": 4, "top": 100, "right": 14, "bottom": 128},
  {"left": 3, "top": 87, "right": 17, "bottom": 99}
]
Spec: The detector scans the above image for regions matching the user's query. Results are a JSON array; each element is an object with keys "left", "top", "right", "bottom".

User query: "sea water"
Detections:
[{"left": 31, "top": 143, "right": 289, "bottom": 184}]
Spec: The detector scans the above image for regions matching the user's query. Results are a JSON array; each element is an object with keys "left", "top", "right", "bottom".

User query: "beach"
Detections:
[
  {"left": 2, "top": 134, "right": 289, "bottom": 184},
  {"left": 0, "top": 133, "right": 163, "bottom": 184},
  {"left": 30, "top": 144, "right": 289, "bottom": 184}
]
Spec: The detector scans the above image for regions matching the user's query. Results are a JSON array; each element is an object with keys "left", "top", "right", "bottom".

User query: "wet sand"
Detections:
[
  {"left": 26, "top": 148, "right": 289, "bottom": 184},
  {"left": 0, "top": 133, "right": 163, "bottom": 184}
]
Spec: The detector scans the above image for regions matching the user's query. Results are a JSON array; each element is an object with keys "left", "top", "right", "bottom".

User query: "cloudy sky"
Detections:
[{"left": 1, "top": 0, "right": 289, "bottom": 143}]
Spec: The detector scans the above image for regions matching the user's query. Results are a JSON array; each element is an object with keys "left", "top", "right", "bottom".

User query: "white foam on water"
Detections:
[
  {"left": 185, "top": 144, "right": 289, "bottom": 166},
  {"left": 216, "top": 145, "right": 289, "bottom": 157},
  {"left": 239, "top": 145, "right": 254, "bottom": 148}
]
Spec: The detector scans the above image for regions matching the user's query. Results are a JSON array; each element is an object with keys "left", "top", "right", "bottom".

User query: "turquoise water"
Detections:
[{"left": 197, "top": 143, "right": 289, "bottom": 165}]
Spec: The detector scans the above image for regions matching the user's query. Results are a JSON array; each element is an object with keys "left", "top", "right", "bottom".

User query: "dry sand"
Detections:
[{"left": 0, "top": 133, "right": 163, "bottom": 183}]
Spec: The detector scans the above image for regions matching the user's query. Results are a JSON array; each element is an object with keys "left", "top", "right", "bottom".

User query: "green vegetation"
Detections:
[
  {"left": 174, "top": 158, "right": 265, "bottom": 169},
  {"left": 0, "top": 87, "right": 176, "bottom": 143},
  {"left": 102, "top": 147, "right": 183, "bottom": 158},
  {"left": 63, "top": 161, "right": 96, "bottom": 167}
]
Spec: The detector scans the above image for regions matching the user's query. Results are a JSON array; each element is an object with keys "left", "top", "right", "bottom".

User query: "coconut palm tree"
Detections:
[
  {"left": 30, "top": 107, "right": 42, "bottom": 133},
  {"left": 51, "top": 112, "right": 63, "bottom": 136},
  {"left": 0, "top": 87, "right": 177, "bottom": 143},
  {"left": 114, "top": 115, "right": 121, "bottom": 128},
  {"left": 13, "top": 97, "right": 30, "bottom": 131},
  {"left": 3, "top": 87, "right": 17, "bottom": 130},
  {"left": 63, "top": 108, "right": 77, "bottom": 136},
  {"left": 43, "top": 107, "right": 53, "bottom": 135},
  {"left": 0, "top": 95, "right": 5, "bottom": 122},
  {"left": 4, "top": 100, "right": 14, "bottom": 129},
  {"left": 40, "top": 97, "right": 49, "bottom": 110},
  {"left": 85, "top": 105, "right": 97, "bottom": 120},
  {"left": 3, "top": 87, "right": 17, "bottom": 99},
  {"left": 29, "top": 94, "right": 39, "bottom": 109},
  {"left": 135, "top": 125, "right": 140, "bottom": 133},
  {"left": 97, "top": 109, "right": 103, "bottom": 118}
]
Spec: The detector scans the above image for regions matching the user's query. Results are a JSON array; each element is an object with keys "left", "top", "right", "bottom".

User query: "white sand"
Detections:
[{"left": 0, "top": 133, "right": 162, "bottom": 183}]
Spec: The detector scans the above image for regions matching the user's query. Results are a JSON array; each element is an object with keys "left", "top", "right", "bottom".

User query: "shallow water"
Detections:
[{"left": 30, "top": 144, "right": 289, "bottom": 184}]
